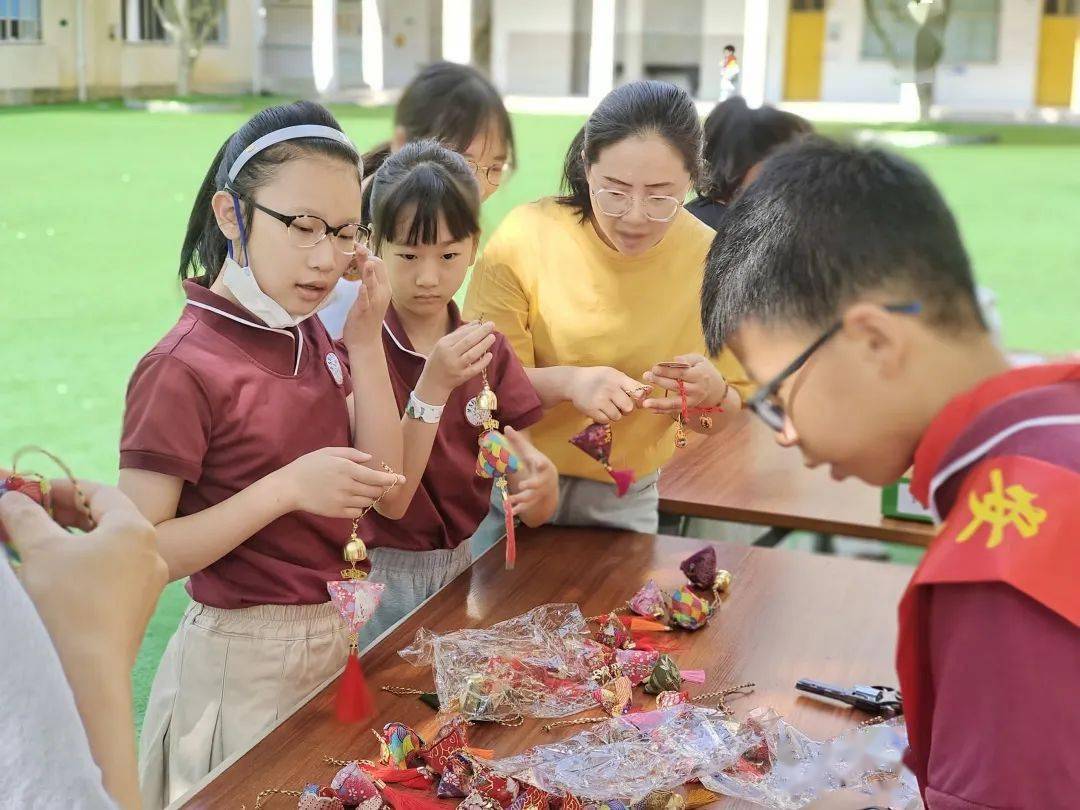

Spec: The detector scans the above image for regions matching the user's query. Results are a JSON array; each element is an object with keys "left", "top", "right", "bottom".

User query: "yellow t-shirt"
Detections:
[{"left": 463, "top": 197, "right": 752, "bottom": 483}]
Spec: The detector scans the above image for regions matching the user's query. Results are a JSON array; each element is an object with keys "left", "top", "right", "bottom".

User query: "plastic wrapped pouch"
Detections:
[
  {"left": 701, "top": 708, "right": 921, "bottom": 809},
  {"left": 399, "top": 604, "right": 604, "bottom": 722},
  {"left": 485, "top": 704, "right": 746, "bottom": 805}
]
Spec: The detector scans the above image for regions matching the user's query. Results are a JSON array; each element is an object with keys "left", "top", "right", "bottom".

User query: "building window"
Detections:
[
  {"left": 0, "top": 0, "right": 43, "bottom": 42},
  {"left": 122, "top": 0, "right": 228, "bottom": 44},
  {"left": 862, "top": 0, "right": 1001, "bottom": 65}
]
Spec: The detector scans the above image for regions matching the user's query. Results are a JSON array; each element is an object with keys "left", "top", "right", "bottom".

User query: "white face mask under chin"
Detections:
[{"left": 219, "top": 258, "right": 339, "bottom": 329}]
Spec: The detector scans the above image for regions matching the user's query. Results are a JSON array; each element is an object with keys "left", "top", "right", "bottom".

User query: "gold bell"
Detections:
[
  {"left": 713, "top": 569, "right": 733, "bottom": 593},
  {"left": 344, "top": 536, "right": 368, "bottom": 564},
  {"left": 674, "top": 424, "right": 688, "bottom": 449},
  {"left": 477, "top": 384, "right": 498, "bottom": 413}
]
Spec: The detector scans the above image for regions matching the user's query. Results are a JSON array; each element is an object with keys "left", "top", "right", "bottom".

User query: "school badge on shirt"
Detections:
[{"left": 325, "top": 352, "right": 344, "bottom": 386}]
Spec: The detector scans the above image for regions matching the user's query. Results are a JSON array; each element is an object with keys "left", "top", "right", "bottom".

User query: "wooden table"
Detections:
[
  {"left": 180, "top": 527, "right": 911, "bottom": 809},
  {"left": 659, "top": 413, "right": 936, "bottom": 546}
]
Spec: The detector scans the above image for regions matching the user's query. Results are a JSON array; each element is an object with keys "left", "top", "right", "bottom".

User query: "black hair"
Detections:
[
  {"left": 697, "top": 97, "right": 812, "bottom": 203},
  {"left": 179, "top": 100, "right": 361, "bottom": 284},
  {"left": 700, "top": 136, "right": 986, "bottom": 354},
  {"left": 558, "top": 80, "right": 702, "bottom": 221},
  {"left": 361, "top": 61, "right": 514, "bottom": 220},
  {"left": 724, "top": 44, "right": 735, "bottom": 52},
  {"left": 368, "top": 139, "right": 481, "bottom": 255}
]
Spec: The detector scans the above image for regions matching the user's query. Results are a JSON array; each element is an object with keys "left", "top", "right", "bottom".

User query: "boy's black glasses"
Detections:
[
  {"left": 233, "top": 193, "right": 371, "bottom": 255},
  {"left": 745, "top": 302, "right": 922, "bottom": 432}
]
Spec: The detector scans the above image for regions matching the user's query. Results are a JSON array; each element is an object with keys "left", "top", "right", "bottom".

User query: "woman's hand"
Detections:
[
  {"left": 342, "top": 256, "right": 392, "bottom": 349},
  {"left": 642, "top": 354, "right": 729, "bottom": 414},
  {"left": 569, "top": 366, "right": 649, "bottom": 423},
  {"left": 273, "top": 447, "right": 405, "bottom": 519},
  {"left": 1, "top": 478, "right": 168, "bottom": 672}
]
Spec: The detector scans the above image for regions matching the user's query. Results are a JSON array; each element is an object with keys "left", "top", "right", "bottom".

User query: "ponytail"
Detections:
[
  {"left": 557, "top": 127, "right": 589, "bottom": 222},
  {"left": 179, "top": 136, "right": 231, "bottom": 283}
]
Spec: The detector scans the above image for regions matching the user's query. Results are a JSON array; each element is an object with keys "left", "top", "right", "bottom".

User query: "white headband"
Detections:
[{"left": 226, "top": 124, "right": 355, "bottom": 183}]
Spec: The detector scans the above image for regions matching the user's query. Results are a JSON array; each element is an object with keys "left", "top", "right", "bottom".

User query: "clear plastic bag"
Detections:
[
  {"left": 701, "top": 708, "right": 921, "bottom": 809},
  {"left": 399, "top": 604, "right": 604, "bottom": 722},
  {"left": 485, "top": 704, "right": 746, "bottom": 805}
]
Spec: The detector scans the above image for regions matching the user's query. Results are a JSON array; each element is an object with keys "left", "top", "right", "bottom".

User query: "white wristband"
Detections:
[{"left": 405, "top": 391, "right": 444, "bottom": 423}]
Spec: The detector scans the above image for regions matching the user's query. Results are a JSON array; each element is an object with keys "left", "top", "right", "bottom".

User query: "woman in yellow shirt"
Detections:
[{"left": 464, "top": 80, "right": 752, "bottom": 532}]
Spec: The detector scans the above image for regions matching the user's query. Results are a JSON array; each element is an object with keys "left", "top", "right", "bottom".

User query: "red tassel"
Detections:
[
  {"left": 361, "top": 766, "right": 434, "bottom": 788},
  {"left": 503, "top": 484, "right": 516, "bottom": 570},
  {"left": 335, "top": 649, "right": 375, "bottom": 723},
  {"left": 381, "top": 785, "right": 456, "bottom": 810},
  {"left": 608, "top": 467, "right": 636, "bottom": 498}
]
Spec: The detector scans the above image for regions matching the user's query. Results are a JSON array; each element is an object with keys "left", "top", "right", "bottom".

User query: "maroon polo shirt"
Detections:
[
  {"left": 360, "top": 302, "right": 543, "bottom": 551},
  {"left": 905, "top": 365, "right": 1080, "bottom": 808},
  {"left": 120, "top": 280, "right": 356, "bottom": 608}
]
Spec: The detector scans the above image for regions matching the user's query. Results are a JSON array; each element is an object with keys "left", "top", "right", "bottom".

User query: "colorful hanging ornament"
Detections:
[
  {"left": 467, "top": 759, "right": 520, "bottom": 807},
  {"left": 509, "top": 785, "right": 553, "bottom": 810},
  {"left": 460, "top": 793, "right": 503, "bottom": 810},
  {"left": 591, "top": 675, "right": 633, "bottom": 716},
  {"left": 668, "top": 587, "right": 713, "bottom": 631},
  {"left": 474, "top": 369, "right": 520, "bottom": 569},
  {"left": 592, "top": 612, "right": 630, "bottom": 649},
  {"left": 326, "top": 463, "right": 398, "bottom": 724},
  {"left": 298, "top": 786, "right": 346, "bottom": 810},
  {"left": 568, "top": 423, "right": 635, "bottom": 497},
  {"left": 378, "top": 723, "right": 426, "bottom": 770},
  {"left": 643, "top": 654, "right": 683, "bottom": 696},
  {"left": 614, "top": 648, "right": 660, "bottom": 686},
  {"left": 436, "top": 752, "right": 474, "bottom": 799},
  {"left": 628, "top": 580, "right": 670, "bottom": 623},
  {"left": 1, "top": 446, "right": 93, "bottom": 566},
  {"left": 655, "top": 690, "right": 690, "bottom": 708},
  {"left": 680, "top": 546, "right": 717, "bottom": 590},
  {"left": 419, "top": 719, "right": 470, "bottom": 775},
  {"left": 330, "top": 762, "right": 383, "bottom": 810}
]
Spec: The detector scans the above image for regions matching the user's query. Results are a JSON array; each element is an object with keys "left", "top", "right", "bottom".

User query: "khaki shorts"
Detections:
[
  {"left": 550, "top": 473, "right": 660, "bottom": 534},
  {"left": 138, "top": 601, "right": 349, "bottom": 809},
  {"left": 357, "top": 542, "right": 473, "bottom": 650}
]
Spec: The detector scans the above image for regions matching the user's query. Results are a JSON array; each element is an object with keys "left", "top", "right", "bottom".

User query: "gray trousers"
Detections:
[{"left": 550, "top": 473, "right": 660, "bottom": 534}]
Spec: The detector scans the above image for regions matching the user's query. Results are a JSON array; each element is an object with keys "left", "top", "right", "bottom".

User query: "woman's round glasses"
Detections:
[{"left": 592, "top": 188, "right": 682, "bottom": 222}]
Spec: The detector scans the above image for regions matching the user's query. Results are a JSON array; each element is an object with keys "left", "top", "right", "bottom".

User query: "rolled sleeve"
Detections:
[
  {"left": 464, "top": 238, "right": 535, "bottom": 368},
  {"left": 120, "top": 353, "right": 212, "bottom": 484}
]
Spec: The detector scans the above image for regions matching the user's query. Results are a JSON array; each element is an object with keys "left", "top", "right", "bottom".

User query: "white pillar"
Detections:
[
  {"left": 313, "top": 0, "right": 339, "bottom": 95},
  {"left": 442, "top": 0, "right": 473, "bottom": 64},
  {"left": 741, "top": 0, "right": 768, "bottom": 107},
  {"left": 361, "top": 0, "right": 384, "bottom": 93},
  {"left": 1072, "top": 30, "right": 1080, "bottom": 115},
  {"left": 252, "top": 0, "right": 265, "bottom": 95},
  {"left": 75, "top": 0, "right": 88, "bottom": 102},
  {"left": 623, "top": 0, "right": 644, "bottom": 83},
  {"left": 588, "top": 0, "right": 616, "bottom": 99}
]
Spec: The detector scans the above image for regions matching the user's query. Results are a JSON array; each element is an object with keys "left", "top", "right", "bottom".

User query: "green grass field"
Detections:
[{"left": 2, "top": 97, "right": 1077, "bottom": 728}]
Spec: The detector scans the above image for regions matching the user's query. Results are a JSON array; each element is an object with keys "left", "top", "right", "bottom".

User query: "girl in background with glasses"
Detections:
[
  {"left": 465, "top": 81, "right": 753, "bottom": 532},
  {"left": 321, "top": 61, "right": 515, "bottom": 339},
  {"left": 117, "top": 101, "right": 405, "bottom": 809}
]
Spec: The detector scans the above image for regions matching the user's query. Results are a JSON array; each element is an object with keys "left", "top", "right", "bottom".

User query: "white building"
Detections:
[{"left": 2, "top": 1, "right": 1078, "bottom": 117}]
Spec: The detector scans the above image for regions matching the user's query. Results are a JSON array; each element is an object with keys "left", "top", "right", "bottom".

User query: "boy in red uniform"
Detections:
[{"left": 700, "top": 137, "right": 1080, "bottom": 808}]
